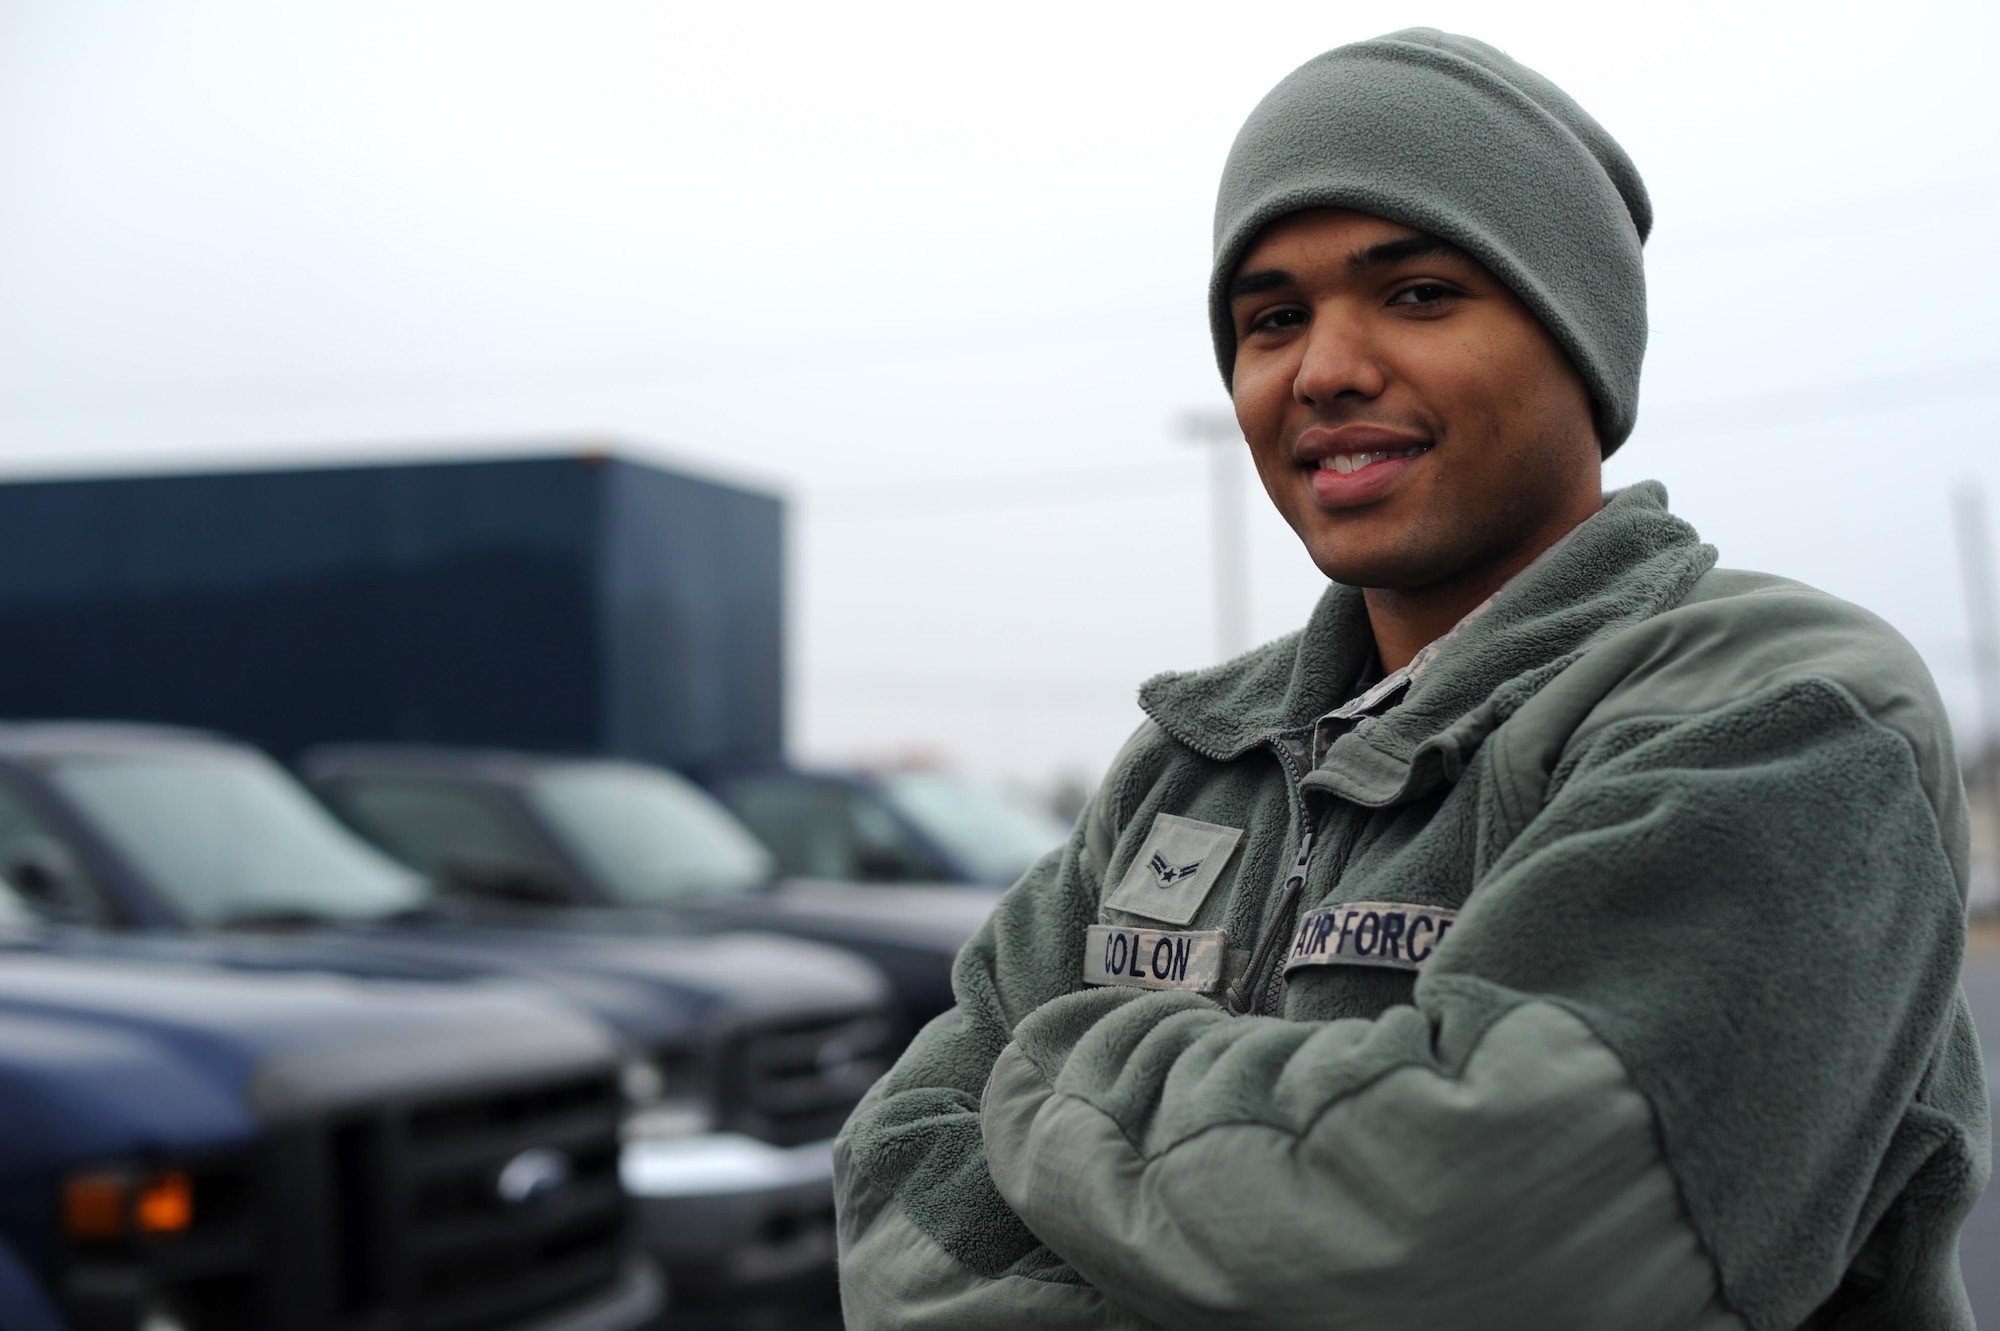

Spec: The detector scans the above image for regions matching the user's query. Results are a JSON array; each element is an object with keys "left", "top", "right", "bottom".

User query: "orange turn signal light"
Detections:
[
  {"left": 135, "top": 1171, "right": 192, "bottom": 1234},
  {"left": 61, "top": 1169, "right": 193, "bottom": 1241}
]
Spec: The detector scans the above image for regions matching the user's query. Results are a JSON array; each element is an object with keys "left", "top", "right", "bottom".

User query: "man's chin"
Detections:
[
  {"left": 1301, "top": 539, "right": 1445, "bottom": 592},
  {"left": 1290, "top": 503, "right": 1446, "bottom": 590}
]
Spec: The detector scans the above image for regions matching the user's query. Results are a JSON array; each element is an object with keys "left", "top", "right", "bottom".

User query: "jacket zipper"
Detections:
[
  {"left": 1226, "top": 816, "right": 1320, "bottom": 1014},
  {"left": 1144, "top": 721, "right": 1340, "bottom": 1018}
]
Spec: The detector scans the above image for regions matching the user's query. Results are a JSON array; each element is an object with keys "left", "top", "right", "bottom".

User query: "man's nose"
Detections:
[{"left": 1293, "top": 308, "right": 1387, "bottom": 409}]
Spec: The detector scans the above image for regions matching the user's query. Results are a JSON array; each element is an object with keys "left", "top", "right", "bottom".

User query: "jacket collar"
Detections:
[{"left": 1137, "top": 482, "right": 1718, "bottom": 804}]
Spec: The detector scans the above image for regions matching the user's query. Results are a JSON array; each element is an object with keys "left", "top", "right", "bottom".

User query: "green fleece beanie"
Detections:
[{"left": 1209, "top": 29, "right": 1652, "bottom": 454}]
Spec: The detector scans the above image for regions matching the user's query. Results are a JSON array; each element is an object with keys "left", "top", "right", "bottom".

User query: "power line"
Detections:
[
  {"left": 799, "top": 462, "right": 1206, "bottom": 519},
  {"left": 798, "top": 357, "right": 2000, "bottom": 520},
  {"left": 1636, "top": 358, "right": 2000, "bottom": 440}
]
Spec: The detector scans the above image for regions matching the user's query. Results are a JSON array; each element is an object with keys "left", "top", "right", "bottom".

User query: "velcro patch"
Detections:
[
  {"left": 1103, "top": 813, "right": 1245, "bottom": 925},
  {"left": 1083, "top": 925, "right": 1226, "bottom": 993},
  {"left": 1283, "top": 902, "right": 1458, "bottom": 975}
]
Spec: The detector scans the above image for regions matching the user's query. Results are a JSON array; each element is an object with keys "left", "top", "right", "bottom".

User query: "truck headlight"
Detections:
[
  {"left": 618, "top": 1045, "right": 716, "bottom": 1140},
  {"left": 617, "top": 1056, "right": 668, "bottom": 1106},
  {"left": 58, "top": 1156, "right": 255, "bottom": 1331},
  {"left": 64, "top": 1170, "right": 194, "bottom": 1242}
]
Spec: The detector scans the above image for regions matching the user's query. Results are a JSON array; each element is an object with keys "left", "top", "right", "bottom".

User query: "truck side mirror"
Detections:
[{"left": 4, "top": 838, "right": 91, "bottom": 923}]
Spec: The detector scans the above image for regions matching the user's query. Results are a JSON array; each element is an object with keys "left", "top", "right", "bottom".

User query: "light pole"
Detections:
[
  {"left": 1953, "top": 485, "right": 2000, "bottom": 893},
  {"left": 1954, "top": 485, "right": 2000, "bottom": 760},
  {"left": 1178, "top": 409, "right": 1250, "bottom": 661}
]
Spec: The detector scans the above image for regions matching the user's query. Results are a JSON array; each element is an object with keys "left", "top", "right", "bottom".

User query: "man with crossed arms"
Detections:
[{"left": 835, "top": 29, "right": 1988, "bottom": 1330}]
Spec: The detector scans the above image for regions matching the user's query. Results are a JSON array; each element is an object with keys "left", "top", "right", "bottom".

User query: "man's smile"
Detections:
[
  {"left": 1316, "top": 446, "right": 1428, "bottom": 475},
  {"left": 1293, "top": 422, "right": 1434, "bottom": 507}
]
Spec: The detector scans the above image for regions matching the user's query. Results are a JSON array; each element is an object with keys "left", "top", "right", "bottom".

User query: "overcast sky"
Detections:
[{"left": 0, "top": 1, "right": 1996, "bottom": 787}]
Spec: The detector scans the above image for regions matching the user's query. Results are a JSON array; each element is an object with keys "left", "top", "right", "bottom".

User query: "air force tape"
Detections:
[
  {"left": 1284, "top": 901, "right": 1458, "bottom": 974},
  {"left": 1084, "top": 925, "right": 1226, "bottom": 993}
]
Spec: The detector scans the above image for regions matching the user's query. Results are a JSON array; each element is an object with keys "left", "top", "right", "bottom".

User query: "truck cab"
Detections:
[
  {"left": 299, "top": 745, "right": 1002, "bottom": 1033},
  {"left": 712, "top": 766, "right": 1073, "bottom": 889},
  {"left": 0, "top": 723, "right": 895, "bottom": 1310},
  {"left": 0, "top": 924, "right": 662, "bottom": 1331}
]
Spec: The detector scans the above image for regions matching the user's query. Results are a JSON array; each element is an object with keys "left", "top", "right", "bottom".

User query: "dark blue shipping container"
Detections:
[{"left": 0, "top": 452, "right": 784, "bottom": 772}]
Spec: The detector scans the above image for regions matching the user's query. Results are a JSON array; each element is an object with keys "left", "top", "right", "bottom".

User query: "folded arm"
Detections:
[
  {"left": 835, "top": 727, "right": 1165, "bottom": 1330},
  {"left": 982, "top": 680, "right": 1969, "bottom": 1330}
]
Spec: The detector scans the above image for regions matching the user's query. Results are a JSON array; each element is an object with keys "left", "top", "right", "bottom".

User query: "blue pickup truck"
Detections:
[
  {"left": 0, "top": 722, "right": 895, "bottom": 1312},
  {"left": 0, "top": 918, "right": 663, "bottom": 1331}
]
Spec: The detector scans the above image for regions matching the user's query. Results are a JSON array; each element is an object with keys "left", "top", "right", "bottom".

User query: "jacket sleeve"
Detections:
[
  {"left": 833, "top": 732, "right": 1162, "bottom": 1331},
  {"left": 979, "top": 677, "right": 1979, "bottom": 1331}
]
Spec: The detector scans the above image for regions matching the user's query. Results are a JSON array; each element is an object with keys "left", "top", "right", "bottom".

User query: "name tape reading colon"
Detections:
[
  {"left": 1083, "top": 925, "right": 1226, "bottom": 993},
  {"left": 1284, "top": 901, "right": 1459, "bottom": 974}
]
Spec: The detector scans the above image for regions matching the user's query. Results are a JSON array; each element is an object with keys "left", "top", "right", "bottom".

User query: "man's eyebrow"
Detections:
[
  {"left": 1229, "top": 233, "right": 1469, "bottom": 302},
  {"left": 1227, "top": 268, "right": 1294, "bottom": 301},
  {"left": 1348, "top": 232, "right": 1464, "bottom": 271}
]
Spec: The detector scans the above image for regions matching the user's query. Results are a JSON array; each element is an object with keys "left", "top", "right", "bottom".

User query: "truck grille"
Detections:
[
  {"left": 316, "top": 1069, "right": 627, "bottom": 1331},
  {"left": 717, "top": 1009, "right": 894, "bottom": 1146}
]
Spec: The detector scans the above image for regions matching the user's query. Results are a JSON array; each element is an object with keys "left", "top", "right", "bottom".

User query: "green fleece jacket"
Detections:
[{"left": 834, "top": 483, "right": 1989, "bottom": 1331}]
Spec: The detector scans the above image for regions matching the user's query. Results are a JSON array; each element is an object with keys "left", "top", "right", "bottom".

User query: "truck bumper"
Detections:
[
  {"left": 516, "top": 1255, "right": 666, "bottom": 1331},
  {"left": 621, "top": 1134, "right": 838, "bottom": 1296}
]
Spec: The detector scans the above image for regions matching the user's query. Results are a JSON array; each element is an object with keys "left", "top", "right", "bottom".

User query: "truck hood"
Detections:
[
  {"left": 492, "top": 881, "right": 1001, "bottom": 1031},
  {"left": 762, "top": 880, "right": 1001, "bottom": 950},
  {"left": 41, "top": 917, "right": 889, "bottom": 1050},
  {"left": 517, "top": 881, "right": 1000, "bottom": 956},
  {"left": 0, "top": 948, "right": 614, "bottom": 1171}
]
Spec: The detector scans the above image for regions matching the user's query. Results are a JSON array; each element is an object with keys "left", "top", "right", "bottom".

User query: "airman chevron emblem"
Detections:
[{"left": 1107, "top": 813, "right": 1244, "bottom": 926}]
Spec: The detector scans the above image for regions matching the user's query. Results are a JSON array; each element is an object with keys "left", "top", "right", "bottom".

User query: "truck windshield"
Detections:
[
  {"left": 876, "top": 772, "right": 1069, "bottom": 886},
  {"left": 50, "top": 752, "right": 429, "bottom": 927},
  {"left": 527, "top": 763, "right": 774, "bottom": 903}
]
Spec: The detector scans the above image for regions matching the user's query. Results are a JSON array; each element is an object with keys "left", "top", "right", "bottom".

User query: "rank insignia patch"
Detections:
[{"left": 1104, "top": 813, "right": 1244, "bottom": 926}]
